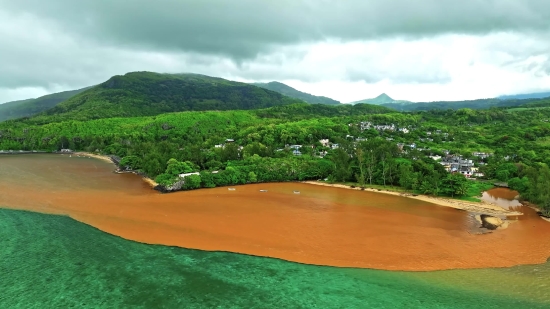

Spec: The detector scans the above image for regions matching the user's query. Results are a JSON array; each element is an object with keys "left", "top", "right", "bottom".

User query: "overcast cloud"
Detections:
[{"left": 1, "top": 0, "right": 549, "bottom": 103}]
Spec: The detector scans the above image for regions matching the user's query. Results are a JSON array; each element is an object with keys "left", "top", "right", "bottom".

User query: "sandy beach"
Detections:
[
  {"left": 73, "top": 152, "right": 159, "bottom": 187},
  {"left": 302, "top": 181, "right": 523, "bottom": 216},
  {"left": 73, "top": 152, "right": 114, "bottom": 164},
  {"left": 142, "top": 177, "right": 159, "bottom": 188}
]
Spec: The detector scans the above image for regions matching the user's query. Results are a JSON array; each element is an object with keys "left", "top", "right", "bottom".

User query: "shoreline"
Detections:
[
  {"left": 142, "top": 177, "right": 159, "bottom": 188},
  {"left": 302, "top": 181, "right": 523, "bottom": 216},
  {"left": 72, "top": 152, "right": 114, "bottom": 164},
  {"left": 73, "top": 152, "right": 159, "bottom": 187},
  {"left": 520, "top": 201, "right": 550, "bottom": 223},
  {"left": 55, "top": 153, "right": 543, "bottom": 220}
]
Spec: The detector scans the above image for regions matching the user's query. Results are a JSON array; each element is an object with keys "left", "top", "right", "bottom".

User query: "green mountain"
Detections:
[
  {"left": 0, "top": 87, "right": 90, "bottom": 122},
  {"left": 348, "top": 93, "right": 411, "bottom": 105},
  {"left": 252, "top": 81, "right": 340, "bottom": 105},
  {"left": 29, "top": 72, "right": 303, "bottom": 123}
]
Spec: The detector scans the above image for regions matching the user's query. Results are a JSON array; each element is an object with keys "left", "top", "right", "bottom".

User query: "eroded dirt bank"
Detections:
[{"left": 1, "top": 155, "right": 549, "bottom": 271}]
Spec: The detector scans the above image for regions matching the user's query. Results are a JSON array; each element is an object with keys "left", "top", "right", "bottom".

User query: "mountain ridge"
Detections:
[
  {"left": 498, "top": 91, "right": 550, "bottom": 100},
  {"left": 27, "top": 72, "right": 303, "bottom": 123},
  {"left": 0, "top": 87, "right": 91, "bottom": 122},
  {"left": 252, "top": 81, "right": 340, "bottom": 105}
]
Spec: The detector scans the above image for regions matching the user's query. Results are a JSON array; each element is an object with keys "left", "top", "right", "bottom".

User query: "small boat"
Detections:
[
  {"left": 259, "top": 190, "right": 268, "bottom": 192},
  {"left": 293, "top": 191, "right": 300, "bottom": 194},
  {"left": 228, "top": 188, "right": 236, "bottom": 191}
]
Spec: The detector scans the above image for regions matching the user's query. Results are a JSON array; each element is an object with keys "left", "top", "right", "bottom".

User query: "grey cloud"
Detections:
[
  {"left": 1, "top": 0, "right": 550, "bottom": 59},
  {"left": 344, "top": 57, "right": 453, "bottom": 84},
  {"left": 345, "top": 69, "right": 452, "bottom": 85},
  {"left": 1, "top": 0, "right": 550, "bottom": 102}
]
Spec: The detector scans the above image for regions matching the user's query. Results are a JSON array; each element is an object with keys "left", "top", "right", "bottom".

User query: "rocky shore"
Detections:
[{"left": 476, "top": 214, "right": 509, "bottom": 230}]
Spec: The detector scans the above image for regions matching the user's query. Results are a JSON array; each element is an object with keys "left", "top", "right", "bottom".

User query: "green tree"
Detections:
[
  {"left": 248, "top": 171, "right": 258, "bottom": 183},
  {"left": 165, "top": 159, "right": 193, "bottom": 177},
  {"left": 441, "top": 173, "right": 470, "bottom": 198},
  {"left": 155, "top": 173, "right": 175, "bottom": 186},
  {"left": 183, "top": 174, "right": 202, "bottom": 190},
  {"left": 330, "top": 148, "right": 352, "bottom": 182},
  {"left": 398, "top": 163, "right": 415, "bottom": 191}
]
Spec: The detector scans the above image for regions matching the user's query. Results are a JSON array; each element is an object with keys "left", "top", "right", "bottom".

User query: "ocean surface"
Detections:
[{"left": 1, "top": 154, "right": 549, "bottom": 308}]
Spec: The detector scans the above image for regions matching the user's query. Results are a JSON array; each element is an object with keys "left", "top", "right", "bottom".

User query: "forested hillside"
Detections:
[
  {"left": 1, "top": 101, "right": 549, "bottom": 215},
  {"left": 0, "top": 87, "right": 90, "bottom": 122},
  {"left": 252, "top": 81, "right": 341, "bottom": 105},
  {"left": 498, "top": 91, "right": 550, "bottom": 100},
  {"left": 25, "top": 72, "right": 303, "bottom": 123},
  {"left": 382, "top": 97, "right": 550, "bottom": 111}
]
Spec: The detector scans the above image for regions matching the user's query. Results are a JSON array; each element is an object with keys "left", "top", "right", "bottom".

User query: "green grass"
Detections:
[
  {"left": 459, "top": 180, "right": 494, "bottom": 202},
  {"left": 2, "top": 208, "right": 549, "bottom": 308}
]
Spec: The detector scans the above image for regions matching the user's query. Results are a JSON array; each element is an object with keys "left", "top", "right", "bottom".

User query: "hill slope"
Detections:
[
  {"left": 32, "top": 72, "right": 303, "bottom": 122},
  {"left": 0, "top": 87, "right": 90, "bottom": 122},
  {"left": 498, "top": 91, "right": 550, "bottom": 100},
  {"left": 381, "top": 97, "right": 550, "bottom": 111},
  {"left": 252, "top": 82, "right": 340, "bottom": 105},
  {"left": 349, "top": 93, "right": 411, "bottom": 105}
]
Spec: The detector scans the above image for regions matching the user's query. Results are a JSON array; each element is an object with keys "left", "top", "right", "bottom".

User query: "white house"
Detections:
[
  {"left": 179, "top": 172, "right": 200, "bottom": 178},
  {"left": 319, "top": 139, "right": 330, "bottom": 147}
]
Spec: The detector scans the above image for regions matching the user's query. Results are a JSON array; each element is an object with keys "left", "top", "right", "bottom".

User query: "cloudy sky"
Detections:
[{"left": 1, "top": 0, "right": 550, "bottom": 103}]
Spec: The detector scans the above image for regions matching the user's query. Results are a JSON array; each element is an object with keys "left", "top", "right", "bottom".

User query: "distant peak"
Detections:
[{"left": 376, "top": 93, "right": 393, "bottom": 100}]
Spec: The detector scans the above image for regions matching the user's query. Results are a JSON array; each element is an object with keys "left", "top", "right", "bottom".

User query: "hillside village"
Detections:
[{"left": 212, "top": 120, "right": 496, "bottom": 180}]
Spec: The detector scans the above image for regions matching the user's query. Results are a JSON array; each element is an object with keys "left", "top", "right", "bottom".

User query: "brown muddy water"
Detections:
[{"left": 1, "top": 154, "right": 549, "bottom": 271}]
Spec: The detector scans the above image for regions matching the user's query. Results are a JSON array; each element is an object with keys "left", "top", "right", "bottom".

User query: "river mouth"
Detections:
[
  {"left": 1, "top": 154, "right": 550, "bottom": 272},
  {"left": 481, "top": 187, "right": 545, "bottom": 220},
  {"left": 481, "top": 188, "right": 522, "bottom": 209}
]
